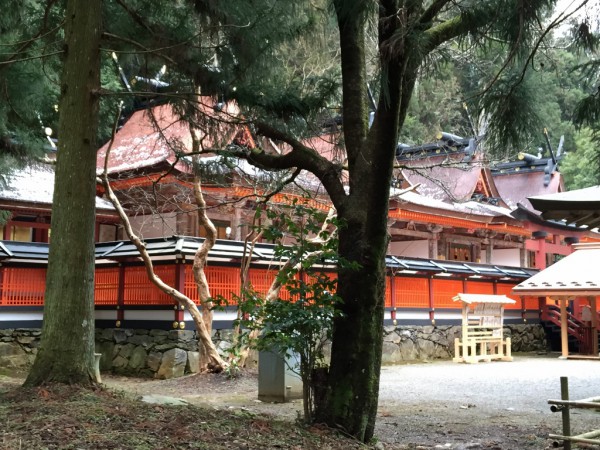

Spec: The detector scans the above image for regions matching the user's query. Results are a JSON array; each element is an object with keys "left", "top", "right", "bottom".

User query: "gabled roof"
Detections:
[
  {"left": 493, "top": 169, "right": 563, "bottom": 211},
  {"left": 513, "top": 243, "right": 600, "bottom": 296},
  {"left": 390, "top": 190, "right": 514, "bottom": 221},
  {"left": 0, "top": 164, "right": 115, "bottom": 212},
  {"left": 96, "top": 99, "right": 244, "bottom": 175},
  {"left": 400, "top": 156, "right": 484, "bottom": 203},
  {"left": 396, "top": 135, "right": 504, "bottom": 206}
]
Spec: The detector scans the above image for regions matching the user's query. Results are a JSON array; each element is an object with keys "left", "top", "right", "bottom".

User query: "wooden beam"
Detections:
[
  {"left": 561, "top": 298, "right": 569, "bottom": 358},
  {"left": 591, "top": 296, "right": 598, "bottom": 356},
  {"left": 390, "top": 228, "right": 433, "bottom": 239}
]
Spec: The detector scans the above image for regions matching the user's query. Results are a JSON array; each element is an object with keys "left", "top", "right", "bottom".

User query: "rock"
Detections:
[
  {"left": 96, "top": 342, "right": 115, "bottom": 371},
  {"left": 129, "top": 346, "right": 148, "bottom": 370},
  {"left": 186, "top": 351, "right": 200, "bottom": 373},
  {"left": 217, "top": 340, "right": 232, "bottom": 354},
  {"left": 112, "top": 355, "right": 128, "bottom": 369},
  {"left": 0, "top": 354, "right": 34, "bottom": 371},
  {"left": 141, "top": 394, "right": 188, "bottom": 406},
  {"left": 156, "top": 348, "right": 187, "bottom": 379},
  {"left": 0, "top": 342, "right": 23, "bottom": 357},
  {"left": 169, "top": 330, "right": 195, "bottom": 342},
  {"left": 128, "top": 334, "right": 152, "bottom": 347},
  {"left": 399, "top": 340, "right": 418, "bottom": 360},
  {"left": 98, "top": 328, "right": 114, "bottom": 341},
  {"left": 16, "top": 336, "right": 36, "bottom": 345},
  {"left": 381, "top": 341, "right": 402, "bottom": 364},
  {"left": 113, "top": 329, "right": 129, "bottom": 344},
  {"left": 154, "top": 343, "right": 177, "bottom": 352},
  {"left": 149, "top": 329, "right": 169, "bottom": 337},
  {"left": 118, "top": 343, "right": 135, "bottom": 358},
  {"left": 147, "top": 352, "right": 163, "bottom": 372}
]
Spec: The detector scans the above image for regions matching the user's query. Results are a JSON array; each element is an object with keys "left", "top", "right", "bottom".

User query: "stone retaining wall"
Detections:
[
  {"left": 0, "top": 328, "right": 39, "bottom": 374},
  {"left": 382, "top": 324, "right": 549, "bottom": 364},
  {"left": 0, "top": 324, "right": 549, "bottom": 377},
  {"left": 94, "top": 328, "right": 239, "bottom": 378}
]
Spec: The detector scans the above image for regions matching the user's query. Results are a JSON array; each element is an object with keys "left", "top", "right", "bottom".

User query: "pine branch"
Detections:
[{"left": 419, "top": 0, "right": 452, "bottom": 25}]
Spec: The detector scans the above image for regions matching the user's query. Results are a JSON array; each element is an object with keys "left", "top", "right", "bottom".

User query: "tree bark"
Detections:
[
  {"left": 25, "top": 0, "right": 102, "bottom": 386},
  {"left": 100, "top": 167, "right": 229, "bottom": 372}
]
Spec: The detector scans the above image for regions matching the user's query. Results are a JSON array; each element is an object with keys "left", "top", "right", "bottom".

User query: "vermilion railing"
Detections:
[
  {"left": 95, "top": 267, "right": 119, "bottom": 305},
  {"left": 123, "top": 265, "right": 176, "bottom": 305},
  {"left": 0, "top": 264, "right": 541, "bottom": 315},
  {"left": 431, "top": 279, "right": 464, "bottom": 308},
  {"left": 0, "top": 267, "right": 46, "bottom": 306},
  {"left": 391, "top": 277, "right": 430, "bottom": 308}
]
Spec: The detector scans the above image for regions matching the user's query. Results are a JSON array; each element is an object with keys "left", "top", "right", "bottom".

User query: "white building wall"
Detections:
[
  {"left": 388, "top": 240, "right": 429, "bottom": 258},
  {"left": 129, "top": 214, "right": 177, "bottom": 239},
  {"left": 490, "top": 248, "right": 520, "bottom": 266}
]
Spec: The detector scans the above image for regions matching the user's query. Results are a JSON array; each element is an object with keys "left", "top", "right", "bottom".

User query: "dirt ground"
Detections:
[
  {"left": 3, "top": 353, "right": 600, "bottom": 449},
  {"left": 99, "top": 352, "right": 600, "bottom": 449}
]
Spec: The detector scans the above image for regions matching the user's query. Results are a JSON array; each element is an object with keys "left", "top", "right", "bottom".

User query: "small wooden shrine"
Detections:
[{"left": 452, "top": 293, "right": 515, "bottom": 363}]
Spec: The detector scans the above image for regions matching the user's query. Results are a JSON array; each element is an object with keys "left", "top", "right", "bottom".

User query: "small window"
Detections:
[
  {"left": 448, "top": 243, "right": 472, "bottom": 262},
  {"left": 199, "top": 220, "right": 231, "bottom": 240}
]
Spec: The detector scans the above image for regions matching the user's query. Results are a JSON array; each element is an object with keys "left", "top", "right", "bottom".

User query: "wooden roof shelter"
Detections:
[
  {"left": 529, "top": 186, "right": 600, "bottom": 228},
  {"left": 513, "top": 243, "right": 600, "bottom": 359},
  {"left": 452, "top": 293, "right": 515, "bottom": 363}
]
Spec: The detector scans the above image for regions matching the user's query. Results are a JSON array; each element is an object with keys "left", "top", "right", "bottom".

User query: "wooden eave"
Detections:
[
  {"left": 513, "top": 243, "right": 600, "bottom": 297},
  {"left": 479, "top": 167, "right": 508, "bottom": 208}
]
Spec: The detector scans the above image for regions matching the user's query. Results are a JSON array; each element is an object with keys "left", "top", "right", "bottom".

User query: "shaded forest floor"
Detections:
[{"left": 0, "top": 376, "right": 366, "bottom": 450}]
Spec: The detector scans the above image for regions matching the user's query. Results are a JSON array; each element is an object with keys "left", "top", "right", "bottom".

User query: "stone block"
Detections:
[
  {"left": 156, "top": 348, "right": 187, "bottom": 379},
  {"left": 112, "top": 355, "right": 128, "bottom": 369},
  {"left": 118, "top": 343, "right": 135, "bottom": 359},
  {"left": 398, "top": 340, "right": 418, "bottom": 360},
  {"left": 96, "top": 341, "right": 115, "bottom": 371},
  {"left": 147, "top": 352, "right": 162, "bottom": 372},
  {"left": 383, "top": 331, "right": 401, "bottom": 345},
  {"left": 0, "top": 342, "right": 23, "bottom": 357},
  {"left": 381, "top": 341, "right": 402, "bottom": 364},
  {"left": 113, "top": 329, "right": 129, "bottom": 344},
  {"left": 169, "top": 330, "right": 195, "bottom": 342},
  {"left": 149, "top": 329, "right": 169, "bottom": 337},
  {"left": 98, "top": 328, "right": 114, "bottom": 341},
  {"left": 16, "top": 336, "right": 36, "bottom": 345},
  {"left": 186, "top": 351, "right": 200, "bottom": 373},
  {"left": 128, "top": 334, "right": 152, "bottom": 348},
  {"left": 129, "top": 346, "right": 148, "bottom": 370},
  {"left": 154, "top": 343, "right": 177, "bottom": 352}
]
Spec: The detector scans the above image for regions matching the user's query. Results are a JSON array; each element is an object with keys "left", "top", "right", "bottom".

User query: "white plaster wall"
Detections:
[
  {"left": 389, "top": 240, "right": 429, "bottom": 258},
  {"left": 490, "top": 248, "right": 520, "bottom": 266},
  {"left": 129, "top": 214, "right": 177, "bottom": 239}
]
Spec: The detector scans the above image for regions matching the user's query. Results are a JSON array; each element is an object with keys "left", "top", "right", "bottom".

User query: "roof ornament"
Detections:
[{"left": 542, "top": 128, "right": 562, "bottom": 187}]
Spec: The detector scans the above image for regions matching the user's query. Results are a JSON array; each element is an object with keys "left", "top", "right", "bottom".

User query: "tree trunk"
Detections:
[
  {"left": 191, "top": 159, "right": 218, "bottom": 370},
  {"left": 25, "top": 0, "right": 101, "bottom": 386}
]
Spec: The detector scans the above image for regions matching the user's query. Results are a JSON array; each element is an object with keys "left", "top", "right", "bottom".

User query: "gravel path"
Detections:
[
  {"left": 376, "top": 354, "right": 600, "bottom": 448},
  {"left": 103, "top": 353, "right": 600, "bottom": 449}
]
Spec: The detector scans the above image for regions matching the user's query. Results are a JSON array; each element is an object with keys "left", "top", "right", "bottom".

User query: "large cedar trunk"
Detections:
[
  {"left": 316, "top": 195, "right": 390, "bottom": 441},
  {"left": 25, "top": 0, "right": 101, "bottom": 386}
]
